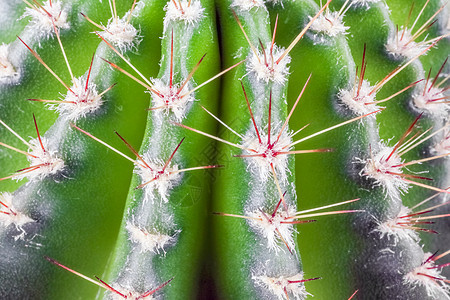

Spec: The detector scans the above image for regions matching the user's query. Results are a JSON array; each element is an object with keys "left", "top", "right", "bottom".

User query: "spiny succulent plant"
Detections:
[{"left": 0, "top": 0, "right": 449, "bottom": 299}]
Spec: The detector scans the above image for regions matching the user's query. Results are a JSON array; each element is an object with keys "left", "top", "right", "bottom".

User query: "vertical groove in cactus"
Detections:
[
  {"left": 0, "top": 0, "right": 449, "bottom": 299},
  {"left": 0, "top": 1, "right": 165, "bottom": 298}
]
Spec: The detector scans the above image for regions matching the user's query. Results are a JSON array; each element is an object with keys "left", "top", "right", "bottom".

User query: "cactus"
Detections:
[{"left": 0, "top": 0, "right": 449, "bottom": 299}]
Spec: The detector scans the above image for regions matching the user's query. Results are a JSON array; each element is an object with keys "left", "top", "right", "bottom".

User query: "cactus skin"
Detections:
[
  {"left": 0, "top": 1, "right": 165, "bottom": 298},
  {"left": 99, "top": 0, "right": 221, "bottom": 298},
  {"left": 268, "top": 1, "right": 360, "bottom": 299},
  {"left": 212, "top": 2, "right": 303, "bottom": 299},
  {"left": 275, "top": 0, "right": 450, "bottom": 299},
  {"left": 0, "top": 0, "right": 449, "bottom": 300}
]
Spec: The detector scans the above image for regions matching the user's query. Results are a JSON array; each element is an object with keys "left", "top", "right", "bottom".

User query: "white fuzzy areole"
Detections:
[
  {"left": 231, "top": 0, "right": 265, "bottom": 11},
  {"left": 432, "top": 130, "right": 450, "bottom": 156},
  {"left": 241, "top": 127, "right": 292, "bottom": 183},
  {"left": 126, "top": 222, "right": 174, "bottom": 254},
  {"left": 404, "top": 252, "right": 450, "bottom": 299},
  {"left": 247, "top": 42, "right": 290, "bottom": 85},
  {"left": 253, "top": 272, "right": 312, "bottom": 300},
  {"left": 413, "top": 83, "right": 449, "bottom": 118},
  {"left": 47, "top": 77, "right": 102, "bottom": 121},
  {"left": 13, "top": 137, "right": 64, "bottom": 181},
  {"left": 0, "top": 192, "right": 34, "bottom": 239},
  {"left": 99, "top": 17, "right": 140, "bottom": 53},
  {"left": 164, "top": 0, "right": 204, "bottom": 28},
  {"left": 386, "top": 28, "right": 431, "bottom": 60},
  {"left": 359, "top": 144, "right": 409, "bottom": 200},
  {"left": 20, "top": 0, "right": 69, "bottom": 40},
  {"left": 309, "top": 10, "right": 349, "bottom": 38},
  {"left": 0, "top": 44, "right": 19, "bottom": 83},
  {"left": 247, "top": 205, "right": 297, "bottom": 253},
  {"left": 134, "top": 153, "right": 181, "bottom": 203},
  {"left": 150, "top": 78, "right": 195, "bottom": 122},
  {"left": 106, "top": 286, "right": 151, "bottom": 300},
  {"left": 338, "top": 79, "right": 380, "bottom": 117},
  {"left": 375, "top": 205, "right": 419, "bottom": 242}
]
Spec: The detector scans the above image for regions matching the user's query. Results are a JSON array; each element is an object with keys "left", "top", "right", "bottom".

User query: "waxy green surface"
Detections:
[{"left": 0, "top": 1, "right": 165, "bottom": 298}]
